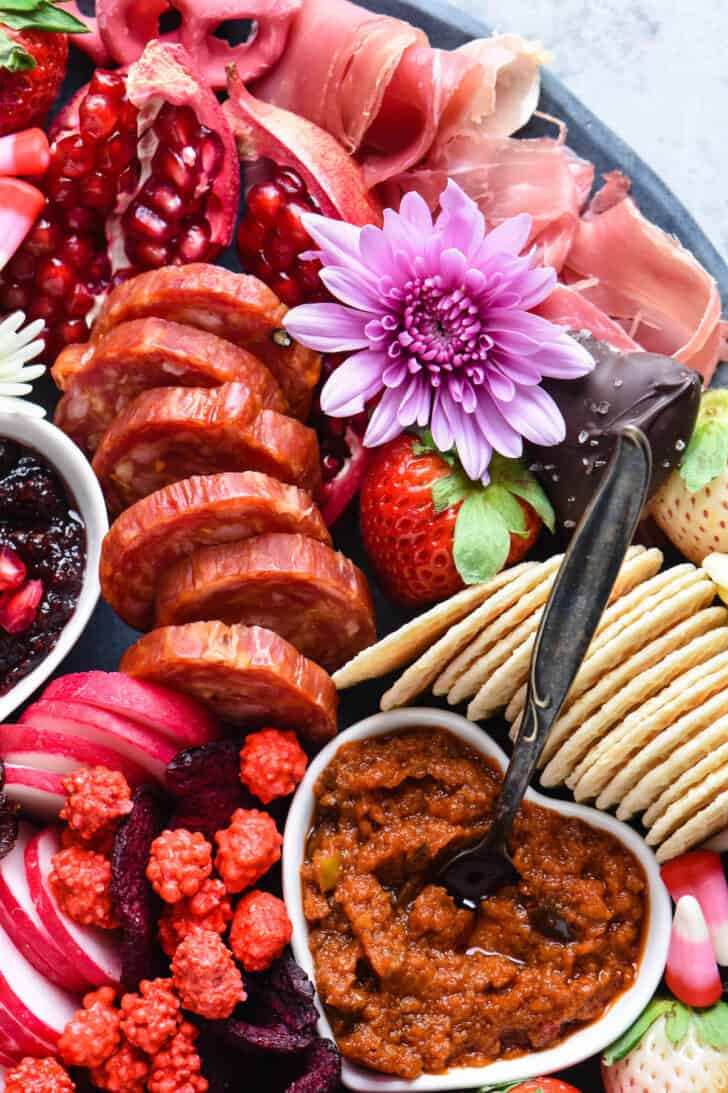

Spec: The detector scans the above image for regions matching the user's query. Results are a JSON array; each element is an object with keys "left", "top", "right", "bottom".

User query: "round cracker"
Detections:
[
  {"left": 450, "top": 605, "right": 545, "bottom": 707},
  {"left": 615, "top": 698, "right": 728, "bottom": 820},
  {"left": 656, "top": 788, "right": 728, "bottom": 863},
  {"left": 379, "top": 558, "right": 561, "bottom": 711},
  {"left": 587, "top": 654, "right": 728, "bottom": 810},
  {"left": 539, "top": 606, "right": 728, "bottom": 788},
  {"left": 332, "top": 564, "right": 534, "bottom": 690},
  {"left": 645, "top": 738, "right": 728, "bottom": 842}
]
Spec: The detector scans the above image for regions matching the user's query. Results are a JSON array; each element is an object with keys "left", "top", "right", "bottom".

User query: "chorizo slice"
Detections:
[
  {"left": 154, "top": 532, "right": 375, "bottom": 671},
  {"left": 92, "top": 384, "right": 322, "bottom": 514},
  {"left": 88, "top": 264, "right": 321, "bottom": 419},
  {"left": 53, "top": 318, "right": 284, "bottom": 455},
  {"left": 100, "top": 471, "right": 330, "bottom": 631},
  {"left": 52, "top": 343, "right": 87, "bottom": 391},
  {"left": 120, "top": 622, "right": 338, "bottom": 743}
]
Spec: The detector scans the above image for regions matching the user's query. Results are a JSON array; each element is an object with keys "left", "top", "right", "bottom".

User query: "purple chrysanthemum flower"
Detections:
[{"left": 284, "top": 179, "right": 594, "bottom": 483}]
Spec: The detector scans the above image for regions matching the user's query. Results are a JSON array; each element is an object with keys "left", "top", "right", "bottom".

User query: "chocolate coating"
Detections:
[{"left": 527, "top": 335, "right": 701, "bottom": 528}]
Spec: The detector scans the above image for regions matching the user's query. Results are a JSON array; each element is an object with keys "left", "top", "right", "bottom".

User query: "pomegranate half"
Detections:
[{"left": 0, "top": 39, "right": 239, "bottom": 361}]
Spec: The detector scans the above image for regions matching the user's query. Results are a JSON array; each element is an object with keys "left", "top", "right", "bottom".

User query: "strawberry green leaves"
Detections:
[
  {"left": 415, "top": 430, "right": 554, "bottom": 585},
  {"left": 0, "top": 27, "right": 33, "bottom": 67},
  {"left": 0, "top": 1, "right": 88, "bottom": 34},
  {"left": 678, "top": 389, "right": 728, "bottom": 493},
  {"left": 603, "top": 997, "right": 728, "bottom": 1065}
]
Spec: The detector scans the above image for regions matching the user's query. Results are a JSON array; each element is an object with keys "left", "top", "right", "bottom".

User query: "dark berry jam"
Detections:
[{"left": 0, "top": 439, "right": 86, "bottom": 696}]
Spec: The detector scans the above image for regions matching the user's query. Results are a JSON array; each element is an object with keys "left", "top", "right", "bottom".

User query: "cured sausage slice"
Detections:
[
  {"left": 89, "top": 264, "right": 321, "bottom": 419},
  {"left": 54, "top": 318, "right": 284, "bottom": 455},
  {"left": 92, "top": 384, "right": 322, "bottom": 514},
  {"left": 154, "top": 533, "right": 376, "bottom": 671},
  {"left": 100, "top": 471, "right": 331, "bottom": 631},
  {"left": 120, "top": 622, "right": 338, "bottom": 743},
  {"left": 52, "top": 343, "right": 86, "bottom": 391}
]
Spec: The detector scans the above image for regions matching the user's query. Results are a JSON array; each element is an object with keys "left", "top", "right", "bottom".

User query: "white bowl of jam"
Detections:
[{"left": 0, "top": 413, "right": 107, "bottom": 724}]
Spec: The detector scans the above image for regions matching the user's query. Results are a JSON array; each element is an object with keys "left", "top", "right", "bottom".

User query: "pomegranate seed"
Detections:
[
  {"left": 127, "top": 237, "right": 172, "bottom": 269},
  {"left": 88, "top": 253, "right": 110, "bottom": 285},
  {"left": 275, "top": 168, "right": 305, "bottom": 196},
  {"left": 236, "top": 216, "right": 267, "bottom": 257},
  {"left": 322, "top": 453, "right": 341, "bottom": 479},
  {"left": 175, "top": 218, "right": 211, "bottom": 262},
  {"left": 64, "top": 206, "right": 100, "bottom": 234},
  {"left": 117, "top": 162, "right": 140, "bottom": 195},
  {"left": 155, "top": 104, "right": 199, "bottom": 150},
  {"left": 296, "top": 258, "right": 323, "bottom": 294},
  {"left": 154, "top": 145, "right": 196, "bottom": 195},
  {"left": 276, "top": 202, "right": 311, "bottom": 249},
  {"left": 37, "top": 257, "right": 76, "bottom": 299},
  {"left": 7, "top": 251, "right": 36, "bottom": 283},
  {"left": 80, "top": 170, "right": 117, "bottom": 209},
  {"left": 0, "top": 579, "right": 43, "bottom": 634},
  {"left": 54, "top": 135, "right": 95, "bottom": 178},
  {"left": 271, "top": 273, "right": 303, "bottom": 307},
  {"left": 45, "top": 175, "right": 78, "bottom": 209},
  {"left": 1, "top": 284, "right": 28, "bottom": 311},
  {"left": 66, "top": 281, "right": 94, "bottom": 317},
  {"left": 247, "top": 182, "right": 283, "bottom": 226},
  {"left": 62, "top": 233, "right": 95, "bottom": 270},
  {"left": 143, "top": 179, "right": 184, "bottom": 222},
  {"left": 96, "top": 131, "right": 135, "bottom": 173},
  {"left": 265, "top": 234, "right": 296, "bottom": 273},
  {"left": 80, "top": 93, "right": 120, "bottom": 142},
  {"left": 24, "top": 214, "right": 62, "bottom": 257},
  {"left": 117, "top": 96, "right": 138, "bottom": 131},
  {"left": 199, "top": 130, "right": 224, "bottom": 179},
  {"left": 0, "top": 547, "right": 26, "bottom": 591},
  {"left": 254, "top": 256, "right": 275, "bottom": 282},
  {"left": 58, "top": 318, "right": 88, "bottom": 345},
  {"left": 124, "top": 202, "right": 174, "bottom": 242},
  {"left": 90, "top": 69, "right": 125, "bottom": 99},
  {"left": 29, "top": 294, "right": 61, "bottom": 323}
]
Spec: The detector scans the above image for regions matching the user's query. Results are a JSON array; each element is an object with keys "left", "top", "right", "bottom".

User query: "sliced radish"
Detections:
[
  {"left": 0, "top": 724, "right": 150, "bottom": 785},
  {"left": 42, "top": 672, "right": 221, "bottom": 746},
  {"left": 21, "top": 701, "right": 178, "bottom": 782},
  {"left": 0, "top": 915, "right": 78, "bottom": 1051},
  {"left": 2, "top": 766, "right": 64, "bottom": 823},
  {"left": 25, "top": 827, "right": 121, "bottom": 989},
  {"left": 0, "top": 823, "right": 87, "bottom": 994}
]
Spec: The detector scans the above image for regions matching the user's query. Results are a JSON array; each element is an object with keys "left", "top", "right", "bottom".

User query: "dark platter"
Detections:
[{"left": 26, "top": 5, "right": 728, "bottom": 1089}]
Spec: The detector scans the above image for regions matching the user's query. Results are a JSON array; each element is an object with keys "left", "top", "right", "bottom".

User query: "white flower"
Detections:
[{"left": 0, "top": 312, "right": 46, "bottom": 418}]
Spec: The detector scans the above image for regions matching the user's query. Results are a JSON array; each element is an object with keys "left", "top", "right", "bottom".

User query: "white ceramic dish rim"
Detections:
[
  {"left": 0, "top": 412, "right": 108, "bottom": 725},
  {"left": 283, "top": 706, "right": 672, "bottom": 1092}
]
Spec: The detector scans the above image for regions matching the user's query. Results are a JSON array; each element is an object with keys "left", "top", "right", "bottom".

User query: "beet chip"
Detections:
[
  {"left": 0, "top": 761, "right": 19, "bottom": 862},
  {"left": 111, "top": 784, "right": 167, "bottom": 989},
  {"left": 286, "top": 1039, "right": 341, "bottom": 1093},
  {"left": 206, "top": 1017, "right": 314, "bottom": 1056},
  {"left": 256, "top": 953, "right": 319, "bottom": 1033},
  {"left": 166, "top": 739, "right": 255, "bottom": 840}
]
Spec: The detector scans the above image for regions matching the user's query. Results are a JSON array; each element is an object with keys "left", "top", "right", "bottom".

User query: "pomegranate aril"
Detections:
[
  {"left": 322, "top": 453, "right": 341, "bottom": 479},
  {"left": 62, "top": 233, "right": 95, "bottom": 271},
  {"left": 80, "top": 171, "right": 117, "bottom": 209},
  {"left": 155, "top": 104, "right": 199, "bottom": 151},
  {"left": 236, "top": 216, "right": 267, "bottom": 256},
  {"left": 45, "top": 175, "right": 78, "bottom": 209},
  {"left": 65, "top": 206, "right": 100, "bottom": 235},
  {"left": 90, "top": 69, "right": 125, "bottom": 99},
  {"left": 0, "top": 579, "right": 43, "bottom": 634},
  {"left": 88, "top": 253, "right": 110, "bottom": 285},
  {"left": 127, "top": 237, "right": 172, "bottom": 269},
  {"left": 143, "top": 179, "right": 184, "bottom": 222},
  {"left": 117, "top": 96, "right": 138, "bottom": 132},
  {"left": 66, "top": 281, "right": 94, "bottom": 317},
  {"left": 199, "top": 129, "right": 224, "bottom": 179},
  {"left": 37, "top": 257, "right": 76, "bottom": 299},
  {"left": 58, "top": 318, "right": 88, "bottom": 345},
  {"left": 254, "top": 256, "right": 275, "bottom": 282},
  {"left": 275, "top": 168, "right": 305, "bottom": 196},
  {"left": 80, "top": 93, "right": 120, "bottom": 142},
  {"left": 271, "top": 273, "right": 303, "bottom": 307},
  {"left": 124, "top": 202, "right": 175, "bottom": 243},
  {"left": 247, "top": 182, "right": 282, "bottom": 226},
  {"left": 28, "top": 294, "right": 61, "bottom": 324},
  {"left": 117, "top": 162, "right": 141, "bottom": 196},
  {"left": 7, "top": 251, "right": 36, "bottom": 283},
  {"left": 175, "top": 218, "right": 211, "bottom": 262},
  {"left": 265, "top": 234, "right": 296, "bottom": 273},
  {"left": 296, "top": 258, "right": 323, "bottom": 294},
  {"left": 1, "top": 283, "right": 28, "bottom": 311},
  {"left": 276, "top": 202, "right": 311, "bottom": 249},
  {"left": 24, "top": 215, "right": 62, "bottom": 258},
  {"left": 96, "top": 131, "right": 135, "bottom": 173},
  {"left": 155, "top": 145, "right": 196, "bottom": 195},
  {"left": 0, "top": 547, "right": 26, "bottom": 592},
  {"left": 54, "top": 135, "right": 95, "bottom": 179}
]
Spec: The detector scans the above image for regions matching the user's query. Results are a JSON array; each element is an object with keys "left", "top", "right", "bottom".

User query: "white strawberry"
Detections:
[
  {"left": 601, "top": 997, "right": 728, "bottom": 1093},
  {"left": 651, "top": 390, "right": 728, "bottom": 564}
]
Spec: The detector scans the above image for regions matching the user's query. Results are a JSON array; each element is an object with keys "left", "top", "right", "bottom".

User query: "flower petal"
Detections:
[
  {"left": 431, "top": 388, "right": 455, "bottom": 452},
  {"left": 301, "top": 214, "right": 367, "bottom": 272},
  {"left": 474, "top": 213, "right": 533, "bottom": 262},
  {"left": 528, "top": 333, "right": 595, "bottom": 378},
  {"left": 359, "top": 224, "right": 394, "bottom": 275},
  {"left": 435, "top": 179, "right": 486, "bottom": 259},
  {"left": 497, "top": 384, "right": 566, "bottom": 446},
  {"left": 364, "top": 385, "right": 408, "bottom": 447},
  {"left": 284, "top": 302, "right": 370, "bottom": 352},
  {"left": 473, "top": 390, "right": 524, "bottom": 458},
  {"left": 321, "top": 267, "right": 385, "bottom": 311},
  {"left": 319, "top": 350, "right": 387, "bottom": 416},
  {"left": 397, "top": 372, "right": 432, "bottom": 428},
  {"left": 399, "top": 189, "right": 434, "bottom": 234}
]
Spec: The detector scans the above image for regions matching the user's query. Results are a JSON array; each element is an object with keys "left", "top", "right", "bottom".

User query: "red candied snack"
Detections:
[
  {"left": 4, "top": 1057, "right": 75, "bottom": 1093},
  {"left": 120, "top": 977, "right": 180, "bottom": 1055},
  {"left": 158, "top": 876, "right": 233, "bottom": 958},
  {"left": 58, "top": 985, "right": 120, "bottom": 1069},
  {"left": 172, "top": 930, "right": 244, "bottom": 1020},
  {"left": 50, "top": 845, "right": 119, "bottom": 929},
  {"left": 215, "top": 807, "right": 283, "bottom": 893},
  {"left": 147, "top": 1019, "right": 208, "bottom": 1093},
  {"left": 230, "top": 890, "right": 292, "bottom": 972},
  {"left": 661, "top": 849, "right": 728, "bottom": 966},
  {"left": 91, "top": 1040, "right": 150, "bottom": 1093},
  {"left": 239, "top": 727, "right": 307, "bottom": 805},
  {"left": 60, "top": 766, "right": 133, "bottom": 850},
  {"left": 146, "top": 828, "right": 213, "bottom": 904}
]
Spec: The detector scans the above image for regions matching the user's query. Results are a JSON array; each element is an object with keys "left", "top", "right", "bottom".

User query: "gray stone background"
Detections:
[{"left": 450, "top": 0, "right": 728, "bottom": 261}]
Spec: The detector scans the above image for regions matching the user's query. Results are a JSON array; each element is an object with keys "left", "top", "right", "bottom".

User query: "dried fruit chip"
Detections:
[
  {"left": 254, "top": 953, "right": 318, "bottom": 1034},
  {"left": 167, "top": 739, "right": 255, "bottom": 841},
  {"left": 110, "top": 785, "right": 167, "bottom": 989},
  {"left": 207, "top": 1017, "right": 315, "bottom": 1056},
  {"left": 0, "top": 788, "right": 19, "bottom": 862},
  {"left": 286, "top": 1039, "right": 341, "bottom": 1093}
]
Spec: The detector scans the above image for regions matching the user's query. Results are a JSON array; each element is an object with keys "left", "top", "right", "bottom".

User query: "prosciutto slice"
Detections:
[
  {"left": 252, "top": 0, "right": 545, "bottom": 186},
  {"left": 563, "top": 176, "right": 727, "bottom": 382}
]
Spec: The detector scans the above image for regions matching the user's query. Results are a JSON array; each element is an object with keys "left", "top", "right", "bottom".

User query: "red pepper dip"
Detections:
[{"left": 302, "top": 728, "right": 646, "bottom": 1079}]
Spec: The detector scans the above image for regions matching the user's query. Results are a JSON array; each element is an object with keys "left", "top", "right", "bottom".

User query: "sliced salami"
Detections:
[
  {"left": 155, "top": 533, "right": 375, "bottom": 670},
  {"left": 89, "top": 264, "right": 321, "bottom": 419},
  {"left": 120, "top": 622, "right": 338, "bottom": 743},
  {"left": 100, "top": 471, "right": 331, "bottom": 631},
  {"left": 53, "top": 318, "right": 284, "bottom": 454},
  {"left": 92, "top": 384, "right": 322, "bottom": 514}
]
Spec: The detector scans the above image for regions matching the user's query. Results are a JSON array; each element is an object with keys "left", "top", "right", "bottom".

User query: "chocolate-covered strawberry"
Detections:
[{"left": 527, "top": 335, "right": 701, "bottom": 528}]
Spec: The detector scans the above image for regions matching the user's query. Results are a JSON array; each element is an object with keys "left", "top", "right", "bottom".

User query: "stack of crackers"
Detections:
[{"left": 334, "top": 546, "right": 728, "bottom": 861}]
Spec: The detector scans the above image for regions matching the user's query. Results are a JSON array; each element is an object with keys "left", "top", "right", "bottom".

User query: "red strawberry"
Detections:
[
  {"left": 0, "top": 2, "right": 87, "bottom": 136},
  {"left": 359, "top": 433, "right": 552, "bottom": 609}
]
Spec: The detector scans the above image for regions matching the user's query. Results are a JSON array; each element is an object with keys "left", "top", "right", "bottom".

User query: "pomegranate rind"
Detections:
[
  {"left": 120, "top": 621, "right": 338, "bottom": 743},
  {"left": 96, "top": 0, "right": 173, "bottom": 66},
  {"left": 125, "top": 40, "right": 239, "bottom": 251},
  {"left": 58, "top": 2, "right": 111, "bottom": 64},
  {"left": 100, "top": 470, "right": 331, "bottom": 631},
  {"left": 320, "top": 424, "right": 370, "bottom": 527},
  {"left": 90, "top": 264, "right": 321, "bottom": 420},
  {"left": 225, "top": 68, "right": 382, "bottom": 227}
]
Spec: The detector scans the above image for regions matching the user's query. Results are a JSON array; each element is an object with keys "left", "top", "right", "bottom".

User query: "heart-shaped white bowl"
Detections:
[
  {"left": 0, "top": 412, "right": 107, "bottom": 725},
  {"left": 283, "top": 706, "right": 671, "bottom": 1092}
]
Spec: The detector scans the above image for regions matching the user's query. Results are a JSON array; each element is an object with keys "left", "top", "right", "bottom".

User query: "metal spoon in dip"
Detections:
[{"left": 439, "top": 425, "right": 653, "bottom": 910}]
